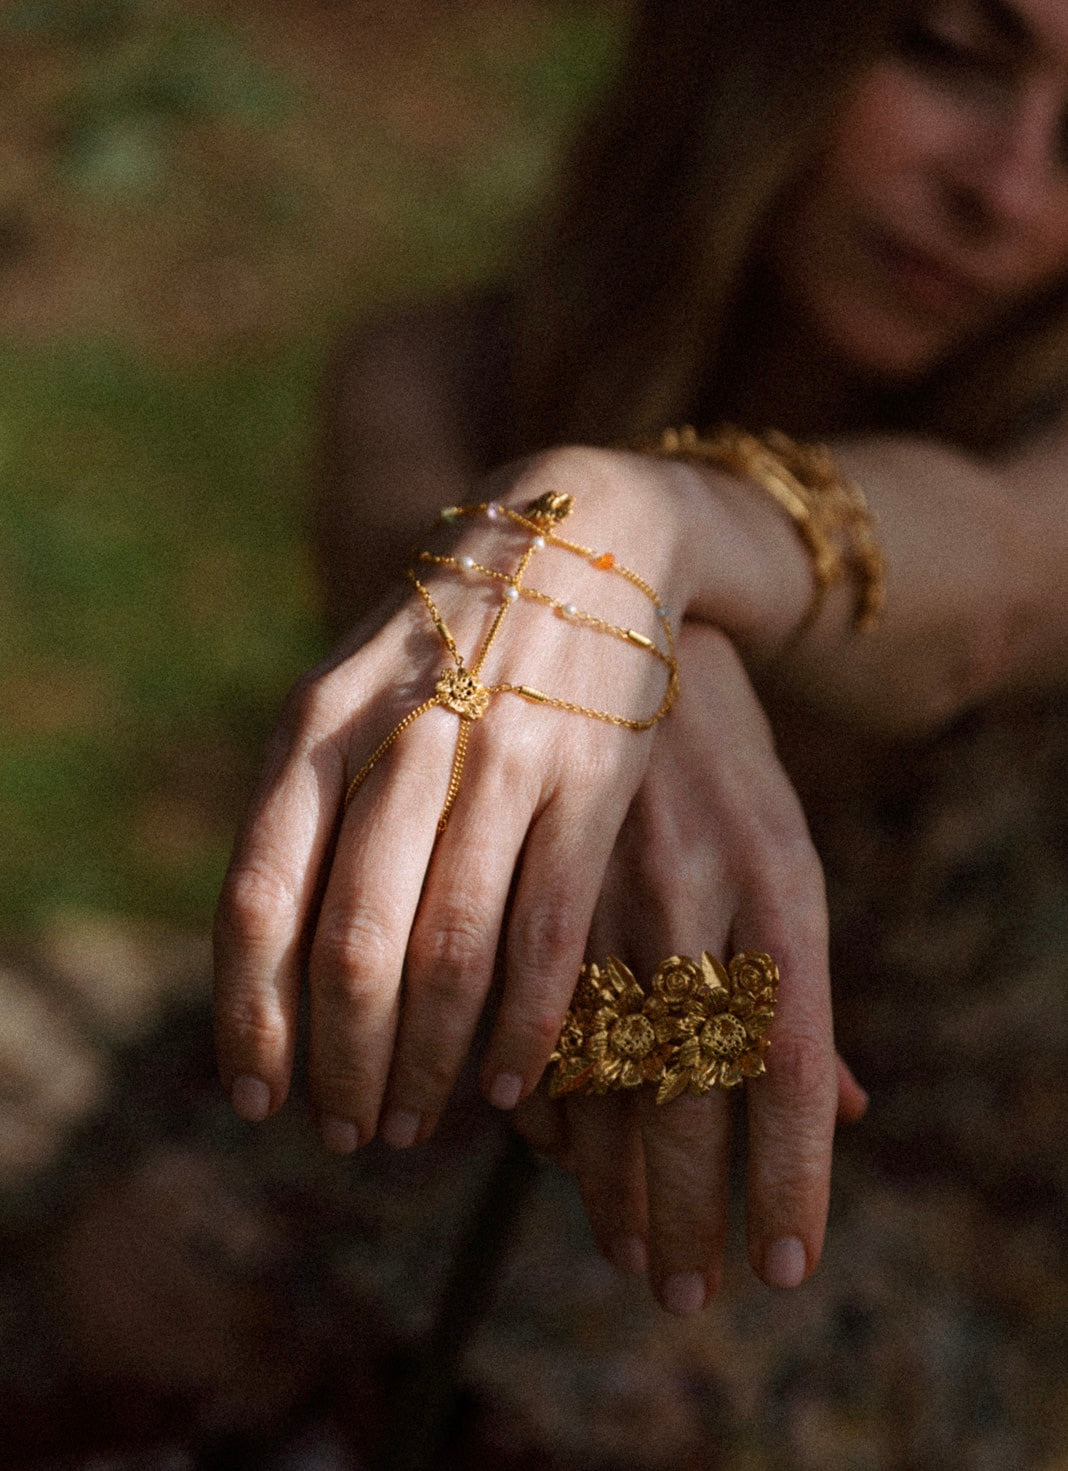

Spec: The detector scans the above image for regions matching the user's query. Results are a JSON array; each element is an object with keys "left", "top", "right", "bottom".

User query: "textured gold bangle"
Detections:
[
  {"left": 548, "top": 950, "right": 779, "bottom": 1104},
  {"left": 636, "top": 425, "right": 886, "bottom": 635},
  {"left": 343, "top": 491, "right": 680, "bottom": 833}
]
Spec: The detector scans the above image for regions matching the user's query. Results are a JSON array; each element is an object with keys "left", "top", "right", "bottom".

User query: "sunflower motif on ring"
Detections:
[
  {"left": 548, "top": 950, "right": 779, "bottom": 1103},
  {"left": 547, "top": 956, "right": 674, "bottom": 1097},
  {"left": 654, "top": 951, "right": 778, "bottom": 1103}
]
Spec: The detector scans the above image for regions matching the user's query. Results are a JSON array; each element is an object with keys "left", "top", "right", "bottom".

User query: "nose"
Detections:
[{"left": 946, "top": 86, "right": 1061, "bottom": 232}]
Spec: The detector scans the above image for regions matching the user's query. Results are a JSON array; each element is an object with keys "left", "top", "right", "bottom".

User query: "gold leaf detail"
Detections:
[{"left": 656, "top": 1068, "right": 692, "bottom": 1106}]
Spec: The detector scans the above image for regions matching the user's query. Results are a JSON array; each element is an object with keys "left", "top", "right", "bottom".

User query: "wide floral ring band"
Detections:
[{"left": 548, "top": 951, "right": 779, "bottom": 1104}]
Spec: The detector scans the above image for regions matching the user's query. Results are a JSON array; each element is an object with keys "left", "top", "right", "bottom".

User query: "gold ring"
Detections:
[{"left": 548, "top": 950, "right": 778, "bottom": 1105}]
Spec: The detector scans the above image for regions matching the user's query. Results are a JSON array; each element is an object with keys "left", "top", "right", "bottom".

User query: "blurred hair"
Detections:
[{"left": 512, "top": 0, "right": 1068, "bottom": 455}]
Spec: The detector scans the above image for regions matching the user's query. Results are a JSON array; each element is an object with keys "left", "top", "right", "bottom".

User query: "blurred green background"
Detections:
[{"left": 1, "top": 0, "right": 623, "bottom": 936}]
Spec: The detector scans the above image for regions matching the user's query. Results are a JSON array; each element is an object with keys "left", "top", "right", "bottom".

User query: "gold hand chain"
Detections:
[{"left": 343, "top": 492, "right": 679, "bottom": 833}]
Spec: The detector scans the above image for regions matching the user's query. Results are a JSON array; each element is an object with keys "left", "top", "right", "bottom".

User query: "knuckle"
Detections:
[
  {"left": 527, "top": 444, "right": 614, "bottom": 489},
  {"left": 654, "top": 1094, "right": 717, "bottom": 1147},
  {"left": 505, "top": 1000, "right": 568, "bottom": 1053},
  {"left": 215, "top": 993, "right": 288, "bottom": 1057},
  {"left": 745, "top": 828, "right": 829, "bottom": 940},
  {"left": 511, "top": 899, "right": 586, "bottom": 972},
  {"left": 748, "top": 807, "right": 822, "bottom": 888},
  {"left": 311, "top": 909, "right": 397, "bottom": 1000},
  {"left": 279, "top": 670, "right": 327, "bottom": 732},
  {"left": 282, "top": 667, "right": 352, "bottom": 740},
  {"left": 768, "top": 1030, "right": 833, "bottom": 1105},
  {"left": 311, "top": 1056, "right": 364, "bottom": 1095},
  {"left": 217, "top": 864, "right": 297, "bottom": 951},
  {"left": 410, "top": 900, "right": 492, "bottom": 988}
]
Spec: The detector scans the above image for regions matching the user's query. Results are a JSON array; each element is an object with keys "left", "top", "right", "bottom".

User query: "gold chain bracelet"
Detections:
[
  {"left": 636, "top": 424, "right": 886, "bottom": 635},
  {"left": 343, "top": 492, "right": 679, "bottom": 833}
]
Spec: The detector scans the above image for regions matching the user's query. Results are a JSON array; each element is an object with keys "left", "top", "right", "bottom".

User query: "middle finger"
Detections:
[
  {"left": 379, "top": 739, "right": 538, "bottom": 1147},
  {"left": 640, "top": 1086, "right": 732, "bottom": 1314}
]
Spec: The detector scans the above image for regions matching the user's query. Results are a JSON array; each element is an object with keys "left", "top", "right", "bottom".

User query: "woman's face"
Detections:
[{"left": 772, "top": 0, "right": 1068, "bottom": 382}]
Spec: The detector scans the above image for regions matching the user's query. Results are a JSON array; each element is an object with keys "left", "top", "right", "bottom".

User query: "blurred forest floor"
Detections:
[
  {"left": 0, "top": 0, "right": 622, "bottom": 937},
  {"left": 0, "top": 0, "right": 622, "bottom": 1191}
]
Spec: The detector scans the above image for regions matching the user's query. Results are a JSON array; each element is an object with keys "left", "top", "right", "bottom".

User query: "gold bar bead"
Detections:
[
  {"left": 516, "top": 685, "right": 551, "bottom": 703},
  {"left": 625, "top": 629, "right": 656, "bottom": 649}
]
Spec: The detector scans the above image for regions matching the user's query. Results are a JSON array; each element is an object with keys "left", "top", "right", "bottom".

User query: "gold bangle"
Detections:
[
  {"left": 548, "top": 950, "right": 779, "bottom": 1104},
  {"left": 636, "top": 425, "right": 886, "bottom": 635}
]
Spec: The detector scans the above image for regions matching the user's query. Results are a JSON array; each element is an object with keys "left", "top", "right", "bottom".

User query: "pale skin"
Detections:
[{"left": 214, "top": 0, "right": 1068, "bottom": 1316}]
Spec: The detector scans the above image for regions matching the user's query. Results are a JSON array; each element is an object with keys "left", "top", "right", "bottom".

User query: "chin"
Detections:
[{"left": 819, "top": 300, "right": 959, "bottom": 385}]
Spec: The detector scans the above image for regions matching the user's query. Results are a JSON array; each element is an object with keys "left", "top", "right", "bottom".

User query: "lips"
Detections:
[{"left": 866, "top": 228, "right": 992, "bottom": 318}]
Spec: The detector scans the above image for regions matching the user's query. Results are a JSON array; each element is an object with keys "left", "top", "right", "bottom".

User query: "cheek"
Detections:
[{"left": 821, "top": 65, "right": 961, "bottom": 208}]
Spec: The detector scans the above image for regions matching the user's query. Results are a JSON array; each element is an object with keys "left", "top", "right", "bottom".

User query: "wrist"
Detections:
[
  {"left": 488, "top": 444, "right": 700, "bottom": 624},
  {"left": 662, "top": 458, "right": 815, "bottom": 655}
]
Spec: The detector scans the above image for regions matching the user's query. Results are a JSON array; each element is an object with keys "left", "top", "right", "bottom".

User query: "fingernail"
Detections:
[
  {"left": 609, "top": 1234, "right": 648, "bottom": 1276},
  {"left": 763, "top": 1236, "right": 808, "bottom": 1289},
  {"left": 488, "top": 1072, "right": 522, "bottom": 1110},
  {"left": 380, "top": 1107, "right": 421, "bottom": 1149},
  {"left": 660, "top": 1272, "right": 707, "bottom": 1316},
  {"left": 320, "top": 1115, "right": 359, "bottom": 1154},
  {"left": 230, "top": 1075, "right": 270, "bottom": 1123}
]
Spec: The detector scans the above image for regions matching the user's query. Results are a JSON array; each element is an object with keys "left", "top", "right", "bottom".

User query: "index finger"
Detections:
[{"left": 212, "top": 679, "right": 346, "bottom": 1120}]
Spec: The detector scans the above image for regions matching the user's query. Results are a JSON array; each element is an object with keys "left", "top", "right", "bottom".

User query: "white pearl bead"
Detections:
[
  {"left": 458, "top": 555, "right": 475, "bottom": 571},
  {"left": 503, "top": 584, "right": 519, "bottom": 602},
  {"left": 486, "top": 501, "right": 501, "bottom": 521},
  {"left": 531, "top": 535, "right": 545, "bottom": 551},
  {"left": 562, "top": 601, "right": 578, "bottom": 619}
]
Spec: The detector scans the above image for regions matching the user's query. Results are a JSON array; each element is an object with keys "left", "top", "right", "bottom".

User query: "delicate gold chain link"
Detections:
[
  {"left": 343, "top": 493, "right": 679, "bottom": 830},
  {"left": 417, "top": 551, "right": 676, "bottom": 668}
]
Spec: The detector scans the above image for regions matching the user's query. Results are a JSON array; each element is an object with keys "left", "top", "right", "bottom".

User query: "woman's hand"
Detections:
[
  {"left": 513, "top": 623, "right": 867, "bottom": 1313},
  {"left": 213, "top": 448, "right": 706, "bottom": 1152}
]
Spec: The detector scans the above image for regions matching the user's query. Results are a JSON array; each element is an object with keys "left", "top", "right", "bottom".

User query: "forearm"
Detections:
[
  {"left": 677, "top": 434, "right": 1063, "bottom": 736},
  {"left": 315, "top": 295, "right": 1063, "bottom": 735}
]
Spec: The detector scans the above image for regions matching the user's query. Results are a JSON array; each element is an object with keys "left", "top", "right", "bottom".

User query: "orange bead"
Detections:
[{"left": 593, "top": 552, "right": 616, "bottom": 570}]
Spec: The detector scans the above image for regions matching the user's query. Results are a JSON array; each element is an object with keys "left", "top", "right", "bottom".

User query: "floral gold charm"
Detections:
[
  {"left": 523, "top": 490, "right": 574, "bottom": 528},
  {"left": 548, "top": 950, "right": 779, "bottom": 1103},
  {"left": 434, "top": 667, "right": 490, "bottom": 719}
]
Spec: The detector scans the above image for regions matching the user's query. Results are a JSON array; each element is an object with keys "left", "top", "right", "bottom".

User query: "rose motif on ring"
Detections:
[{"left": 548, "top": 950, "right": 779, "bottom": 1103}]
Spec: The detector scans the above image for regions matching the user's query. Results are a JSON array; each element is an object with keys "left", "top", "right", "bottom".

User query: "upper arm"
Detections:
[
  {"left": 314, "top": 291, "right": 512, "bottom": 632},
  {"left": 994, "top": 411, "right": 1068, "bottom": 687}
]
